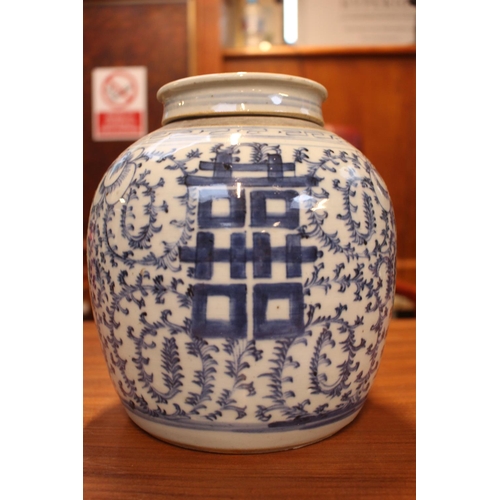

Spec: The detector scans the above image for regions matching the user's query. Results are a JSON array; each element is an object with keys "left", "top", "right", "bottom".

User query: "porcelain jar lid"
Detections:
[{"left": 157, "top": 72, "right": 328, "bottom": 126}]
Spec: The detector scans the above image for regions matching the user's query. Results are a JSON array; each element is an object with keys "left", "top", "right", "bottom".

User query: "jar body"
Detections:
[{"left": 87, "top": 91, "right": 396, "bottom": 453}]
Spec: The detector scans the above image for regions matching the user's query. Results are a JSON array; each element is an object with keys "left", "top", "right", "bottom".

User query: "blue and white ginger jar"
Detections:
[{"left": 87, "top": 72, "right": 396, "bottom": 453}]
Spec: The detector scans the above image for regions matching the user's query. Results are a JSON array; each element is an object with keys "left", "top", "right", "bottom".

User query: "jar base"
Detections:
[{"left": 125, "top": 407, "right": 362, "bottom": 454}]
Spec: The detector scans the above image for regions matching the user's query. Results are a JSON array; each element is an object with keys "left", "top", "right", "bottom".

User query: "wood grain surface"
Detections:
[{"left": 84, "top": 319, "right": 416, "bottom": 499}]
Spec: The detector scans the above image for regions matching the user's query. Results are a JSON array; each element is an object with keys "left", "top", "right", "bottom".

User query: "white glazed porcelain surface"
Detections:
[
  {"left": 87, "top": 74, "right": 396, "bottom": 453},
  {"left": 157, "top": 72, "right": 327, "bottom": 126}
]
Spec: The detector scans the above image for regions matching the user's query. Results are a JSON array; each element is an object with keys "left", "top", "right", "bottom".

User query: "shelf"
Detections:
[{"left": 223, "top": 44, "right": 416, "bottom": 58}]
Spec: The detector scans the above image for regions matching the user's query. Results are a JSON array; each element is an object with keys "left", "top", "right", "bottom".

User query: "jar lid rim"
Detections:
[{"left": 157, "top": 72, "right": 327, "bottom": 102}]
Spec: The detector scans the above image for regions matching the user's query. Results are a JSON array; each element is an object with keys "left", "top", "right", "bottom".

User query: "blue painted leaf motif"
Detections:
[
  {"left": 248, "top": 143, "right": 281, "bottom": 163},
  {"left": 185, "top": 338, "right": 219, "bottom": 414},
  {"left": 255, "top": 336, "right": 314, "bottom": 422},
  {"left": 186, "top": 148, "right": 202, "bottom": 159},
  {"left": 161, "top": 337, "right": 184, "bottom": 399},
  {"left": 205, "top": 338, "right": 263, "bottom": 421},
  {"left": 304, "top": 263, "right": 332, "bottom": 296},
  {"left": 293, "top": 147, "right": 309, "bottom": 163}
]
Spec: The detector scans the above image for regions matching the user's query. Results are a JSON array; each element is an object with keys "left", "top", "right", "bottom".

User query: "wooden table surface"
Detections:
[{"left": 84, "top": 318, "right": 416, "bottom": 499}]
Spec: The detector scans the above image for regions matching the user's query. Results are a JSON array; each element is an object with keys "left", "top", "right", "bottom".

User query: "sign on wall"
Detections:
[
  {"left": 297, "top": 0, "right": 416, "bottom": 47},
  {"left": 92, "top": 66, "right": 147, "bottom": 141}
]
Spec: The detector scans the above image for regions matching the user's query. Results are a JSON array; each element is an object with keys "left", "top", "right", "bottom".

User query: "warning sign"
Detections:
[{"left": 92, "top": 66, "right": 147, "bottom": 141}]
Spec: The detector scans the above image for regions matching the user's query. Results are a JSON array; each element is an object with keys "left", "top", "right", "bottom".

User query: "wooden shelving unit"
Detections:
[{"left": 223, "top": 44, "right": 416, "bottom": 58}]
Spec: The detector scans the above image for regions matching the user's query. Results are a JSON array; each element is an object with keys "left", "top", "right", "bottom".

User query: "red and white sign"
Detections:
[{"left": 92, "top": 66, "right": 147, "bottom": 141}]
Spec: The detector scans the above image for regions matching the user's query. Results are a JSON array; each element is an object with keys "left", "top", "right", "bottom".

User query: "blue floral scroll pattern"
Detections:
[{"left": 87, "top": 131, "right": 396, "bottom": 432}]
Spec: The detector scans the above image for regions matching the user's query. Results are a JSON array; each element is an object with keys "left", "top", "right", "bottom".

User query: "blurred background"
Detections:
[{"left": 83, "top": 0, "right": 416, "bottom": 319}]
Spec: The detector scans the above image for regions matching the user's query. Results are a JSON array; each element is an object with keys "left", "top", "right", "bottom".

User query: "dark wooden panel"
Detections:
[
  {"left": 192, "top": 0, "right": 223, "bottom": 75},
  {"left": 83, "top": 1, "right": 188, "bottom": 235}
]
